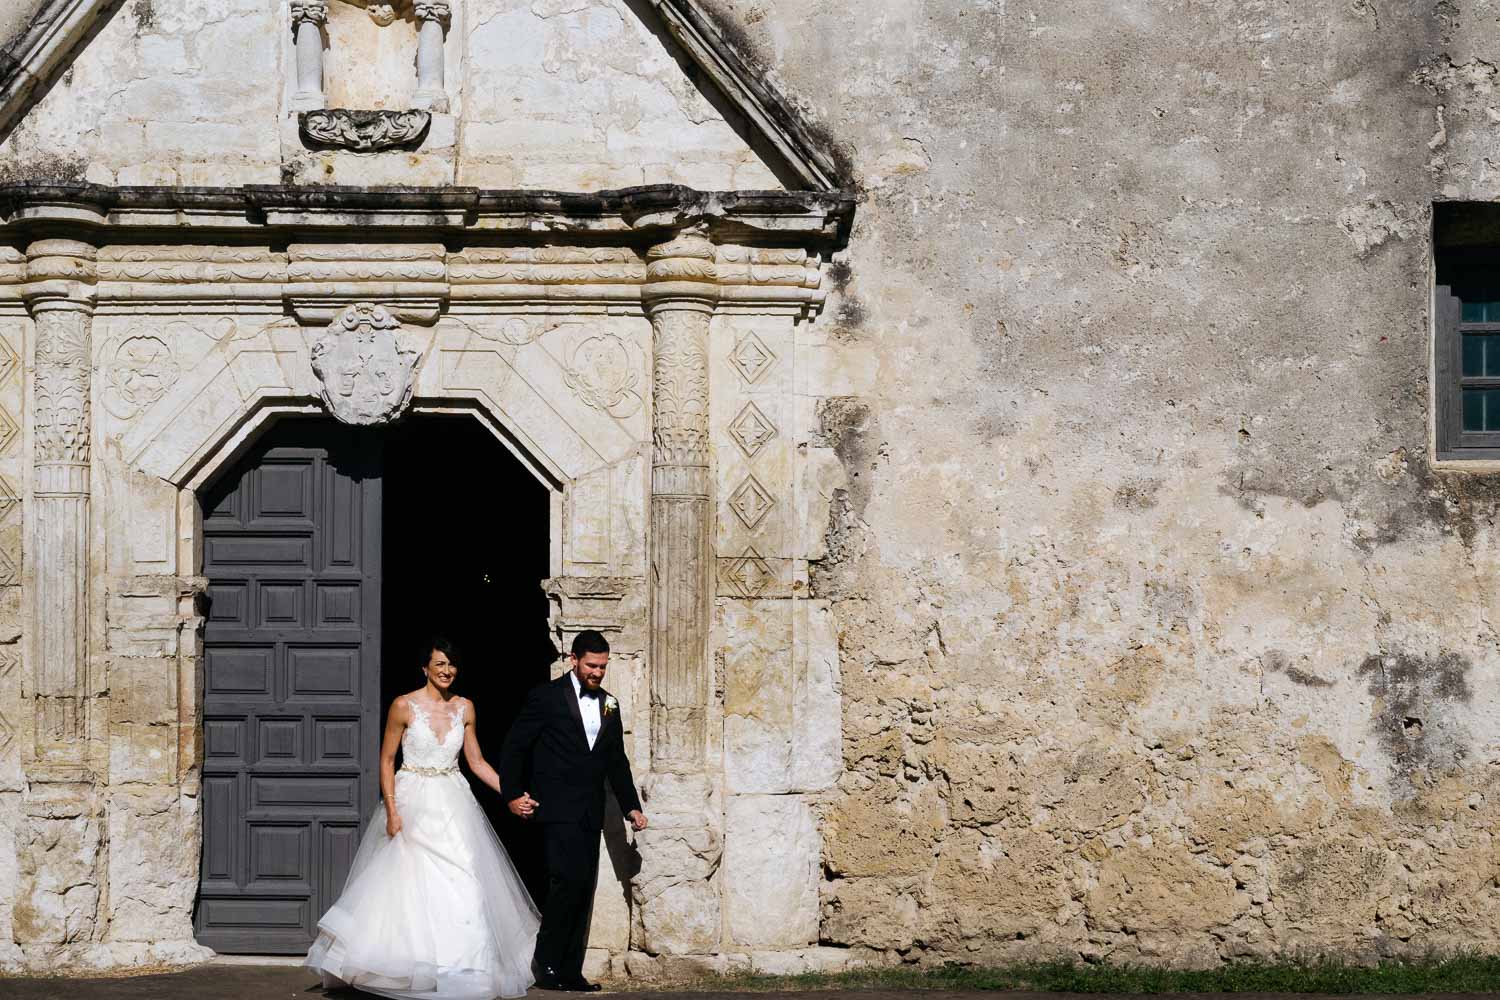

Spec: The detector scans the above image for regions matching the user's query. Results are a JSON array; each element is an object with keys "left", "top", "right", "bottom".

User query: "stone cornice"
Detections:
[
  {"left": 0, "top": 186, "right": 846, "bottom": 320},
  {"left": 0, "top": 184, "right": 857, "bottom": 245}
]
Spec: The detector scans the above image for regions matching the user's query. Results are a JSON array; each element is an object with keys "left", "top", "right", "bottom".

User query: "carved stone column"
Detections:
[
  {"left": 643, "top": 233, "right": 717, "bottom": 774},
  {"left": 413, "top": 2, "right": 451, "bottom": 112},
  {"left": 633, "top": 232, "right": 724, "bottom": 958},
  {"left": 290, "top": 0, "right": 328, "bottom": 112},
  {"left": 24, "top": 239, "right": 96, "bottom": 772}
]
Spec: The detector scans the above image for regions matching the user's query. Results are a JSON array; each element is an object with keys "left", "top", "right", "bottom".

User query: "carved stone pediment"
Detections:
[
  {"left": 299, "top": 109, "right": 432, "bottom": 151},
  {"left": 310, "top": 303, "right": 421, "bottom": 425}
]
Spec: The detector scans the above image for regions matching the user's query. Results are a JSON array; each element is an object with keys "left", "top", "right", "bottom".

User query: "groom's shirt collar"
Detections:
[{"left": 568, "top": 671, "right": 600, "bottom": 699}]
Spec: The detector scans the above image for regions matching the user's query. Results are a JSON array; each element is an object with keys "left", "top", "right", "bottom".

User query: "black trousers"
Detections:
[{"left": 534, "top": 820, "right": 600, "bottom": 979}]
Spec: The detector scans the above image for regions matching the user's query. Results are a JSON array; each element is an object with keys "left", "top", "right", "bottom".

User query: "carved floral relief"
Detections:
[
  {"left": 563, "top": 332, "right": 643, "bottom": 419},
  {"left": 300, "top": 109, "right": 432, "bottom": 152},
  {"left": 650, "top": 310, "right": 710, "bottom": 470},
  {"left": 104, "top": 335, "right": 180, "bottom": 419}
]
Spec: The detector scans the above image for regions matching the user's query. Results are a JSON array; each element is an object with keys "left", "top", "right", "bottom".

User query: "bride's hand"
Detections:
[{"left": 386, "top": 811, "right": 403, "bottom": 838}]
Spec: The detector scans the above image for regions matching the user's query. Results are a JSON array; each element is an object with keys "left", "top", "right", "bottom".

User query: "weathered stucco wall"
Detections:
[
  {"left": 4, "top": 0, "right": 1500, "bottom": 977},
  {"left": 711, "top": 0, "right": 1500, "bottom": 968}
]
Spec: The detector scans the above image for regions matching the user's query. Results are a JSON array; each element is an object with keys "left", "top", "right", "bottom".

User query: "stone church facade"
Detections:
[{"left": 2, "top": 0, "right": 1500, "bottom": 980}]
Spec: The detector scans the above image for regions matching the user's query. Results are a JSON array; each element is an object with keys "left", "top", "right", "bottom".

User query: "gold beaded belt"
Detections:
[{"left": 400, "top": 765, "right": 459, "bottom": 776}]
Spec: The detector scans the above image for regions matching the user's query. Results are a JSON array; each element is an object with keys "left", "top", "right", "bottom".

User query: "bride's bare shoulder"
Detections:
[{"left": 388, "top": 692, "right": 423, "bottom": 720}]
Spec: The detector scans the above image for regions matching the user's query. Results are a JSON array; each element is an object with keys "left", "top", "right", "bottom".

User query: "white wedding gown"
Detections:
[{"left": 305, "top": 699, "right": 541, "bottom": 999}]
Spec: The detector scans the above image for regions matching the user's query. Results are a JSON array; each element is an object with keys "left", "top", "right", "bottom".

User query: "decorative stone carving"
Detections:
[
  {"left": 289, "top": 0, "right": 328, "bottom": 25},
  {"left": 311, "top": 303, "right": 421, "bottom": 426},
  {"left": 720, "top": 546, "right": 775, "bottom": 599},
  {"left": 413, "top": 2, "right": 452, "bottom": 112},
  {"left": 729, "top": 331, "right": 777, "bottom": 385},
  {"left": 0, "top": 474, "right": 19, "bottom": 587},
  {"left": 104, "top": 334, "right": 180, "bottom": 419},
  {"left": 289, "top": 1, "right": 328, "bottom": 111},
  {"left": 728, "top": 402, "right": 777, "bottom": 459},
  {"left": 367, "top": 3, "right": 397, "bottom": 25},
  {"left": 25, "top": 237, "right": 97, "bottom": 768},
  {"left": 564, "top": 332, "right": 643, "bottom": 419},
  {"left": 643, "top": 231, "right": 717, "bottom": 780},
  {"left": 728, "top": 474, "right": 775, "bottom": 530},
  {"left": 642, "top": 234, "right": 722, "bottom": 953},
  {"left": 300, "top": 109, "right": 432, "bottom": 152},
  {"left": 0, "top": 647, "right": 17, "bottom": 751}
]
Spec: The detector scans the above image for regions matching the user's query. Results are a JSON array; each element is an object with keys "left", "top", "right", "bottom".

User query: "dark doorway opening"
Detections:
[{"left": 379, "top": 414, "right": 555, "bottom": 903}]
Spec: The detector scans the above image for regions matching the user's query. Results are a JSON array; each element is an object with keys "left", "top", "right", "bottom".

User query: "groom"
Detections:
[{"left": 501, "top": 629, "right": 648, "bottom": 992}]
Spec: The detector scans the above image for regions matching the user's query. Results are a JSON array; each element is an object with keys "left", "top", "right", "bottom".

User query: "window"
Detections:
[{"left": 1433, "top": 204, "right": 1500, "bottom": 458}]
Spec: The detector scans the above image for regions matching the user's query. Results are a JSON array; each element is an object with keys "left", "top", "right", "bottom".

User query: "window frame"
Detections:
[{"left": 1435, "top": 284, "right": 1500, "bottom": 458}]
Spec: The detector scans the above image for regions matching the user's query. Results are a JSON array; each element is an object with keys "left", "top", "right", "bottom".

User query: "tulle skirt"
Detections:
[{"left": 304, "top": 769, "right": 541, "bottom": 1000}]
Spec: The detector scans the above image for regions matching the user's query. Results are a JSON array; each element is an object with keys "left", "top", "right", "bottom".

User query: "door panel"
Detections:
[{"left": 195, "top": 424, "right": 381, "bottom": 954}]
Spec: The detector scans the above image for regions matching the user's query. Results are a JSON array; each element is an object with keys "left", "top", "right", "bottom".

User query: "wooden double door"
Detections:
[{"left": 194, "top": 423, "right": 383, "bottom": 954}]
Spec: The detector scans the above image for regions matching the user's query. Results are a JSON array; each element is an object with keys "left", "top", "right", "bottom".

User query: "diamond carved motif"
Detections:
[
  {"left": 728, "top": 332, "right": 776, "bottom": 385},
  {"left": 728, "top": 475, "right": 776, "bottom": 530},
  {"left": 0, "top": 334, "right": 19, "bottom": 386},
  {"left": 0, "top": 405, "right": 19, "bottom": 457},
  {"left": 728, "top": 402, "right": 778, "bottom": 459},
  {"left": 721, "top": 546, "right": 775, "bottom": 598},
  {"left": 0, "top": 648, "right": 16, "bottom": 750}
]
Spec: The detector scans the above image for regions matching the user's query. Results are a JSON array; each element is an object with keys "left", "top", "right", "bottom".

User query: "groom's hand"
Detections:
[
  {"left": 627, "top": 810, "right": 648, "bottom": 832},
  {"left": 508, "top": 792, "right": 538, "bottom": 819}
]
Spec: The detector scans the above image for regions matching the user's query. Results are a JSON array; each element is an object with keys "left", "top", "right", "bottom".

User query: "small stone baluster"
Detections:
[
  {"left": 413, "top": 2, "right": 452, "bottom": 112},
  {"left": 290, "top": 0, "right": 328, "bottom": 112}
]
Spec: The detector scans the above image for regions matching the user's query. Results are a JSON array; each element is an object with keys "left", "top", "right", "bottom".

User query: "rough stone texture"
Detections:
[
  {"left": 9, "top": 0, "right": 1500, "bottom": 980},
  {"left": 705, "top": 0, "right": 1500, "bottom": 969}
]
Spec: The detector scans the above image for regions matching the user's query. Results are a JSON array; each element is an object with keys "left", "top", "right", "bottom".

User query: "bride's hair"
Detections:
[{"left": 421, "top": 635, "right": 463, "bottom": 671}]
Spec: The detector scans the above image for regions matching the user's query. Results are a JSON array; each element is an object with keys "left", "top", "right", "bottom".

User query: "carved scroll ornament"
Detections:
[
  {"left": 299, "top": 109, "right": 432, "bottom": 152},
  {"left": 311, "top": 303, "right": 421, "bottom": 425}
]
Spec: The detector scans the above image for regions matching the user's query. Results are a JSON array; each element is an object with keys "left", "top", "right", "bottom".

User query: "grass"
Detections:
[{"left": 686, "top": 955, "right": 1500, "bottom": 994}]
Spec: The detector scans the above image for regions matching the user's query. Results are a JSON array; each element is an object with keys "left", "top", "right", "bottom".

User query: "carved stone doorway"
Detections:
[{"left": 195, "top": 413, "right": 554, "bottom": 952}]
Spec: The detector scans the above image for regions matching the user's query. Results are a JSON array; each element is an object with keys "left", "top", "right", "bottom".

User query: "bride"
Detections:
[{"left": 305, "top": 637, "right": 540, "bottom": 1000}]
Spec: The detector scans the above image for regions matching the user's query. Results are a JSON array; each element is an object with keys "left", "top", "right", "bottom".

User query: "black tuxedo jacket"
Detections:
[{"left": 500, "top": 673, "right": 642, "bottom": 830}]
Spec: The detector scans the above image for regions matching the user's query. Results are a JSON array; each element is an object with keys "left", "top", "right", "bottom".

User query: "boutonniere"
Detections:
[{"left": 603, "top": 695, "right": 618, "bottom": 716}]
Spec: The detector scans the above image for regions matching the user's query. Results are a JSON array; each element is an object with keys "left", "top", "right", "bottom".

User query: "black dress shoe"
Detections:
[
  {"left": 562, "top": 978, "right": 601, "bottom": 992},
  {"left": 534, "top": 967, "right": 566, "bottom": 990}
]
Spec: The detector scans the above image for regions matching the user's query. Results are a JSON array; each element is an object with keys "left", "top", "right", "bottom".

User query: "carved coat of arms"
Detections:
[{"left": 311, "top": 303, "right": 421, "bottom": 425}]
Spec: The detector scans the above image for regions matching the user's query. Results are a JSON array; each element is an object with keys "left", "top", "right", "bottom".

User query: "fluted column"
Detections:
[
  {"left": 289, "top": 0, "right": 328, "bottom": 112},
  {"left": 633, "top": 232, "right": 724, "bottom": 957},
  {"left": 413, "top": 2, "right": 451, "bottom": 112},
  {"left": 24, "top": 239, "right": 96, "bottom": 770},
  {"left": 644, "top": 232, "right": 718, "bottom": 774}
]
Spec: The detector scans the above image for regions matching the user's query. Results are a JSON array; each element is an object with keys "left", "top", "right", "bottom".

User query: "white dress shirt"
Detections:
[{"left": 569, "top": 671, "right": 602, "bottom": 750}]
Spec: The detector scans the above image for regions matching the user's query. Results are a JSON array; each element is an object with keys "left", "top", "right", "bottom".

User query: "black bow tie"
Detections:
[{"left": 578, "top": 687, "right": 602, "bottom": 700}]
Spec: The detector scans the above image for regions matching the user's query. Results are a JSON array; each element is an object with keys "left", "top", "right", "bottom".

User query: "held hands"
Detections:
[
  {"left": 627, "top": 809, "right": 648, "bottom": 832},
  {"left": 386, "top": 810, "right": 403, "bottom": 838},
  {"left": 508, "top": 792, "right": 539, "bottom": 820}
]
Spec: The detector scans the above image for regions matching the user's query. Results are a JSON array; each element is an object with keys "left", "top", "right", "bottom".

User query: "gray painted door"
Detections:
[{"left": 195, "top": 423, "right": 382, "bottom": 954}]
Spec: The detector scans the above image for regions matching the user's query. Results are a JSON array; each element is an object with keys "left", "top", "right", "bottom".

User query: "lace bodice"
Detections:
[{"left": 402, "top": 698, "right": 466, "bottom": 770}]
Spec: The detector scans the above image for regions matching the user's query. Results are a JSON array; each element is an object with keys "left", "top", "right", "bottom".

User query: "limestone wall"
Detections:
[
  {"left": 0, "top": 0, "right": 777, "bottom": 190},
  {"left": 713, "top": 0, "right": 1500, "bottom": 967}
]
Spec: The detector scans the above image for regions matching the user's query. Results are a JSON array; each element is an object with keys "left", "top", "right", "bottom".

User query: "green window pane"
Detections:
[
  {"left": 1465, "top": 301, "right": 1489, "bottom": 322},
  {"left": 1463, "top": 333, "right": 1500, "bottom": 376},
  {"left": 1463, "top": 388, "right": 1500, "bottom": 430}
]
